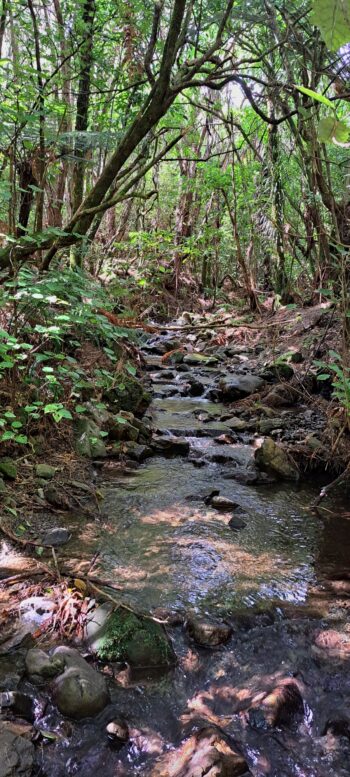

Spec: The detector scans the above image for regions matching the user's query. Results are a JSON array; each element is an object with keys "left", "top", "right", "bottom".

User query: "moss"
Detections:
[
  {"left": 105, "top": 373, "right": 149, "bottom": 413},
  {"left": 96, "top": 609, "right": 175, "bottom": 668}
]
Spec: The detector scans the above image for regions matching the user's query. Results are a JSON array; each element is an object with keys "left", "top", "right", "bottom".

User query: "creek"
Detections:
[{"left": 5, "top": 338, "right": 350, "bottom": 776}]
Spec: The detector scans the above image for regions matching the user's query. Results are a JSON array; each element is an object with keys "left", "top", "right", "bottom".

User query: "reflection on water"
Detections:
[{"left": 94, "top": 455, "right": 324, "bottom": 614}]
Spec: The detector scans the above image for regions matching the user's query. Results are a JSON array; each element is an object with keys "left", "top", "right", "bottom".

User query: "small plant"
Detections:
[
  {"left": 0, "top": 268, "right": 137, "bottom": 447},
  {"left": 315, "top": 350, "right": 350, "bottom": 422}
]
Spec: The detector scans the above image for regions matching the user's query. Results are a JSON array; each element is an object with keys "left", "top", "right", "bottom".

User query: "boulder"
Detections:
[
  {"left": 41, "top": 527, "right": 71, "bottom": 546},
  {"left": 152, "top": 435, "right": 190, "bottom": 456},
  {"left": 113, "top": 441, "right": 153, "bottom": 462},
  {"left": 258, "top": 418, "right": 284, "bottom": 434},
  {"left": 75, "top": 418, "right": 107, "bottom": 458},
  {"left": 218, "top": 374, "right": 263, "bottom": 401},
  {"left": 183, "top": 353, "right": 218, "bottom": 366},
  {"left": 264, "top": 384, "right": 298, "bottom": 408},
  {"left": 0, "top": 723, "right": 34, "bottom": 777},
  {"left": 35, "top": 463, "right": 56, "bottom": 479},
  {"left": 224, "top": 416, "right": 251, "bottom": 432},
  {"left": 25, "top": 648, "right": 64, "bottom": 681},
  {"left": 228, "top": 514, "right": 247, "bottom": 530},
  {"left": 187, "top": 616, "right": 232, "bottom": 647},
  {"left": 149, "top": 726, "right": 248, "bottom": 777},
  {"left": 186, "top": 376, "right": 205, "bottom": 396},
  {"left": 0, "top": 691, "right": 36, "bottom": 722},
  {"left": 51, "top": 646, "right": 109, "bottom": 719},
  {"left": 255, "top": 438, "right": 299, "bottom": 480},
  {"left": 89, "top": 608, "right": 176, "bottom": 671},
  {"left": 210, "top": 495, "right": 240, "bottom": 511},
  {"left": 106, "top": 718, "right": 129, "bottom": 748},
  {"left": 248, "top": 680, "right": 304, "bottom": 729},
  {"left": 105, "top": 373, "right": 149, "bottom": 413},
  {"left": 131, "top": 417, "right": 153, "bottom": 442},
  {"left": 0, "top": 653, "right": 25, "bottom": 690},
  {"left": 260, "top": 361, "right": 294, "bottom": 382},
  {"left": 109, "top": 418, "right": 139, "bottom": 442},
  {"left": 0, "top": 458, "right": 17, "bottom": 480},
  {"left": 84, "top": 401, "right": 111, "bottom": 427}
]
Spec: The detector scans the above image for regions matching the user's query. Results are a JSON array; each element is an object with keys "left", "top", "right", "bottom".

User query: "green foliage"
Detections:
[
  {"left": 315, "top": 351, "right": 350, "bottom": 417},
  {"left": 311, "top": 0, "right": 350, "bottom": 50},
  {"left": 318, "top": 116, "right": 349, "bottom": 143},
  {"left": 0, "top": 268, "right": 136, "bottom": 446},
  {"left": 295, "top": 85, "right": 333, "bottom": 108}
]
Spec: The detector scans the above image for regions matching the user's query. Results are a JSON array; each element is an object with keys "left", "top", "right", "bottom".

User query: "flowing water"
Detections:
[{"left": 21, "top": 349, "right": 350, "bottom": 775}]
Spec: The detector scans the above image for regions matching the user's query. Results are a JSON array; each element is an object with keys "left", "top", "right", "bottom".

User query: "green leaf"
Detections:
[
  {"left": 317, "top": 373, "right": 331, "bottom": 380},
  {"left": 329, "top": 350, "right": 341, "bottom": 359},
  {"left": 318, "top": 116, "right": 349, "bottom": 143},
  {"left": 15, "top": 435, "right": 28, "bottom": 444},
  {"left": 311, "top": 0, "right": 350, "bottom": 50},
  {"left": 295, "top": 84, "right": 334, "bottom": 108},
  {"left": 1, "top": 430, "right": 14, "bottom": 440},
  {"left": 125, "top": 362, "right": 137, "bottom": 377}
]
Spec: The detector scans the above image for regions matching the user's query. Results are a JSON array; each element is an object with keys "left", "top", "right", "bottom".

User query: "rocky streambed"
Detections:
[{"left": 1, "top": 321, "right": 350, "bottom": 777}]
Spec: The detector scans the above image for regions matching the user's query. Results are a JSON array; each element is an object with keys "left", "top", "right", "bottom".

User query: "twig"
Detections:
[
  {"left": 162, "top": 317, "right": 297, "bottom": 333},
  {"left": 312, "top": 463, "right": 350, "bottom": 507},
  {"left": 51, "top": 547, "right": 61, "bottom": 581}
]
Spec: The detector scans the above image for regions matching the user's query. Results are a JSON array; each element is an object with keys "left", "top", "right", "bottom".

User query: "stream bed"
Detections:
[{"left": 4, "top": 345, "right": 350, "bottom": 776}]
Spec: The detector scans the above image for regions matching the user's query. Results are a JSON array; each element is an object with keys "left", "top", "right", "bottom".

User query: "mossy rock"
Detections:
[
  {"left": 35, "top": 464, "right": 56, "bottom": 479},
  {"left": 105, "top": 374, "right": 149, "bottom": 414},
  {"left": 0, "top": 458, "right": 17, "bottom": 480},
  {"left": 261, "top": 362, "right": 294, "bottom": 382},
  {"left": 255, "top": 437, "right": 299, "bottom": 481},
  {"left": 94, "top": 608, "right": 176, "bottom": 670},
  {"left": 74, "top": 418, "right": 107, "bottom": 458}
]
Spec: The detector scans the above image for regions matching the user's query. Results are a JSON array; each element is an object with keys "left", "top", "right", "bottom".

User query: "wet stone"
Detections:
[
  {"left": 41, "top": 527, "right": 71, "bottom": 546},
  {"left": 228, "top": 514, "right": 247, "bottom": 530},
  {"left": 151, "top": 435, "right": 190, "bottom": 456},
  {"left": 25, "top": 648, "right": 65, "bottom": 681},
  {"left": 0, "top": 723, "right": 34, "bottom": 777},
  {"left": 106, "top": 718, "right": 129, "bottom": 748},
  {"left": 187, "top": 616, "right": 232, "bottom": 647},
  {"left": 0, "top": 691, "right": 36, "bottom": 723},
  {"left": 218, "top": 373, "right": 264, "bottom": 400},
  {"left": 255, "top": 437, "right": 299, "bottom": 480},
  {"left": 51, "top": 646, "right": 110, "bottom": 719},
  {"left": 0, "top": 653, "right": 25, "bottom": 691},
  {"left": 210, "top": 495, "right": 240, "bottom": 511},
  {"left": 248, "top": 680, "right": 304, "bottom": 729},
  {"left": 149, "top": 726, "right": 248, "bottom": 777}
]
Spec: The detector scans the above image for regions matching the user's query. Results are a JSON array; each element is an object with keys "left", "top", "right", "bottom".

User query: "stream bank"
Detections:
[{"left": 1, "top": 304, "right": 350, "bottom": 776}]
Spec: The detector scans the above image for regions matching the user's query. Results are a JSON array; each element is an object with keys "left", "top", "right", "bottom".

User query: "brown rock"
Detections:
[
  {"left": 249, "top": 679, "right": 303, "bottom": 729},
  {"left": 149, "top": 727, "right": 248, "bottom": 777},
  {"left": 187, "top": 617, "right": 232, "bottom": 647}
]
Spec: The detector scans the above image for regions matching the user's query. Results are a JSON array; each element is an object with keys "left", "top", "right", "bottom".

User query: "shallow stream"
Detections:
[{"left": 22, "top": 349, "right": 350, "bottom": 774}]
